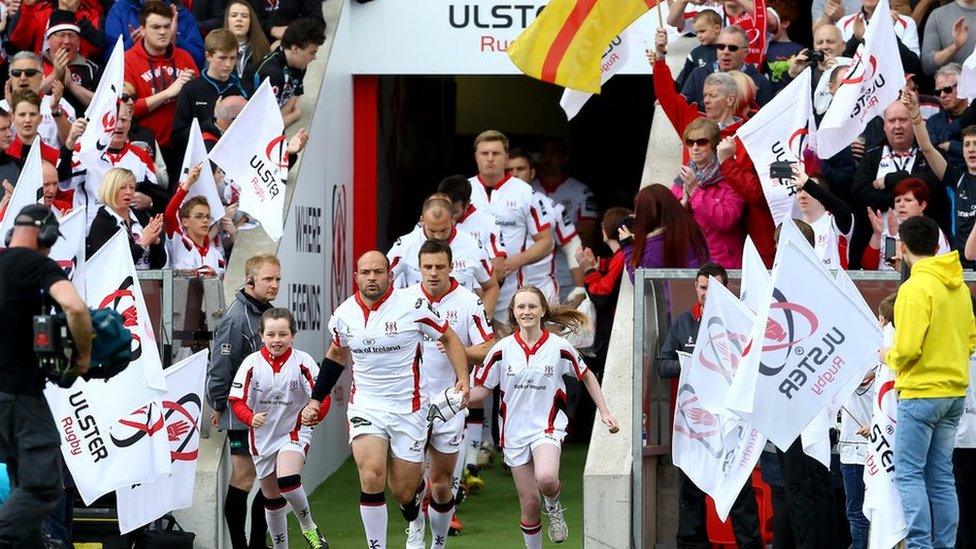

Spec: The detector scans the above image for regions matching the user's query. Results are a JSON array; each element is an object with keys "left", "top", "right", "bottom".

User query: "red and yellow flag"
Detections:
[{"left": 507, "top": 0, "right": 659, "bottom": 94}]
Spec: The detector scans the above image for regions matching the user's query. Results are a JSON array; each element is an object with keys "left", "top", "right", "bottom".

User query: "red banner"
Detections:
[{"left": 735, "top": 0, "right": 768, "bottom": 67}]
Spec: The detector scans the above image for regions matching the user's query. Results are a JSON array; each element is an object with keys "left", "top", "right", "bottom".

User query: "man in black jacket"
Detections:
[
  {"left": 655, "top": 263, "right": 763, "bottom": 549},
  {"left": 206, "top": 252, "right": 280, "bottom": 549},
  {"left": 850, "top": 101, "right": 949, "bottom": 268}
]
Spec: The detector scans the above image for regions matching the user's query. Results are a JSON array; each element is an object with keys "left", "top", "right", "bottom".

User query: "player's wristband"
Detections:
[{"left": 312, "top": 356, "right": 345, "bottom": 402}]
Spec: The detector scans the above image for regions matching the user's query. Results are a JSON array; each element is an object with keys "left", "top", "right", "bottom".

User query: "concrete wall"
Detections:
[{"left": 581, "top": 34, "right": 693, "bottom": 549}]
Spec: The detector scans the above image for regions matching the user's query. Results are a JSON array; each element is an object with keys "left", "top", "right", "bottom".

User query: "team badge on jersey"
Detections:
[
  {"left": 385, "top": 321, "right": 397, "bottom": 335},
  {"left": 545, "top": 365, "right": 554, "bottom": 377}
]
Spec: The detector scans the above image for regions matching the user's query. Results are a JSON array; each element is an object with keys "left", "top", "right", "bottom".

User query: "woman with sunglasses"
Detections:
[
  {"left": 163, "top": 163, "right": 231, "bottom": 276},
  {"left": 670, "top": 117, "right": 747, "bottom": 268}
]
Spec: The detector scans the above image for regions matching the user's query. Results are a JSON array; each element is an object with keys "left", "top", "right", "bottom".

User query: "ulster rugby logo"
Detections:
[
  {"left": 98, "top": 276, "right": 143, "bottom": 360},
  {"left": 699, "top": 316, "right": 749, "bottom": 383},
  {"left": 673, "top": 384, "right": 722, "bottom": 458},
  {"left": 840, "top": 53, "right": 879, "bottom": 86},
  {"left": 755, "top": 289, "right": 819, "bottom": 377}
]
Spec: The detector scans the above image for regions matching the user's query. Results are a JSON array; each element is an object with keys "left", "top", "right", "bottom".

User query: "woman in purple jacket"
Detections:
[
  {"left": 619, "top": 184, "right": 710, "bottom": 283},
  {"left": 670, "top": 117, "right": 747, "bottom": 268}
]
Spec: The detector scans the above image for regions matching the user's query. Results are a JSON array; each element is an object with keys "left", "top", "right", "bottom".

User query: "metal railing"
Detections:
[{"left": 633, "top": 268, "right": 976, "bottom": 547}]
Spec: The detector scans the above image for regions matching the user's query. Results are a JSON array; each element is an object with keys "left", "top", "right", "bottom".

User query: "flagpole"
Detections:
[
  {"left": 840, "top": 406, "right": 865, "bottom": 429},
  {"left": 655, "top": 1, "right": 664, "bottom": 28}
]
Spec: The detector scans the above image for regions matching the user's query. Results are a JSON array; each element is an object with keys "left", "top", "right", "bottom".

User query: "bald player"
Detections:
[
  {"left": 388, "top": 194, "right": 500, "bottom": 316},
  {"left": 304, "top": 251, "right": 470, "bottom": 549}
]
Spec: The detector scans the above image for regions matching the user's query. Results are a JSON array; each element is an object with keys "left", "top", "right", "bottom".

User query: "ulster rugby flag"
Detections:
[
  {"left": 726, "top": 228, "right": 882, "bottom": 449},
  {"left": 0, "top": 139, "right": 43, "bottom": 241},
  {"left": 49, "top": 207, "right": 86, "bottom": 295},
  {"left": 179, "top": 119, "right": 225, "bottom": 223},
  {"left": 116, "top": 350, "right": 208, "bottom": 533},
  {"left": 508, "top": 0, "right": 659, "bottom": 94},
  {"left": 78, "top": 37, "right": 124, "bottom": 156},
  {"left": 818, "top": 0, "right": 905, "bottom": 158},
  {"left": 736, "top": 67, "right": 817, "bottom": 226},
  {"left": 208, "top": 79, "right": 286, "bottom": 241}
]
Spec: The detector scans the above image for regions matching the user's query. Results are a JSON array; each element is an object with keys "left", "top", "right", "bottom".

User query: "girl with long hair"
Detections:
[
  {"left": 619, "top": 185, "right": 710, "bottom": 282},
  {"left": 223, "top": 1, "right": 270, "bottom": 77},
  {"left": 470, "top": 286, "right": 618, "bottom": 548}
]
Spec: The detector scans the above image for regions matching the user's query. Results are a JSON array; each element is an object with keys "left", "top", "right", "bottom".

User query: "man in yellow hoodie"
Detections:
[{"left": 887, "top": 216, "right": 976, "bottom": 549}]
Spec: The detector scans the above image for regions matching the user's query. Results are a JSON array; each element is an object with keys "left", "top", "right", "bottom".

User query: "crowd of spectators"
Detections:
[{"left": 0, "top": 0, "right": 326, "bottom": 287}]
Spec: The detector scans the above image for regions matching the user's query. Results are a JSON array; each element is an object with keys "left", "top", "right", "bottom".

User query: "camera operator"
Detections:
[{"left": 0, "top": 204, "right": 92, "bottom": 547}]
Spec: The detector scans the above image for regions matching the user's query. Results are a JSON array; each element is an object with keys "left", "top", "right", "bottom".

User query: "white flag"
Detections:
[
  {"left": 739, "top": 236, "right": 769, "bottom": 313},
  {"left": 560, "top": 29, "right": 632, "bottom": 120},
  {"left": 687, "top": 279, "right": 755, "bottom": 414},
  {"left": 44, "top": 387, "right": 172, "bottom": 505},
  {"left": 179, "top": 119, "right": 226, "bottom": 222},
  {"left": 673, "top": 349, "right": 765, "bottom": 521},
  {"left": 79, "top": 37, "right": 124, "bottom": 155},
  {"left": 726, "top": 236, "right": 883, "bottom": 449},
  {"left": 818, "top": 0, "right": 905, "bottom": 158},
  {"left": 116, "top": 350, "right": 208, "bottom": 534},
  {"left": 83, "top": 230, "right": 167, "bottom": 421},
  {"left": 960, "top": 48, "right": 976, "bottom": 100},
  {"left": 737, "top": 68, "right": 817, "bottom": 226},
  {"left": 208, "top": 80, "right": 286, "bottom": 241},
  {"left": 0, "top": 139, "right": 43, "bottom": 242},
  {"left": 49, "top": 207, "right": 86, "bottom": 295},
  {"left": 863, "top": 336, "right": 907, "bottom": 549}
]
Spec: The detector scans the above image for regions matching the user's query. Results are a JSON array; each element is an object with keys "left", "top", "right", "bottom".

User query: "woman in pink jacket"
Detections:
[{"left": 671, "top": 117, "right": 747, "bottom": 268}]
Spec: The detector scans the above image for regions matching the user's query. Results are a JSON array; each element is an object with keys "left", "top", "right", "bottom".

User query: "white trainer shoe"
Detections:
[
  {"left": 405, "top": 516, "right": 426, "bottom": 549},
  {"left": 545, "top": 502, "right": 568, "bottom": 543}
]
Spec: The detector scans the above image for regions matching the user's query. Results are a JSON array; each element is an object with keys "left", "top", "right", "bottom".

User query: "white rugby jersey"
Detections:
[
  {"left": 228, "top": 347, "right": 319, "bottom": 456},
  {"left": 70, "top": 143, "right": 157, "bottom": 226},
  {"left": 166, "top": 232, "right": 226, "bottom": 275},
  {"left": 522, "top": 194, "right": 576, "bottom": 298},
  {"left": 837, "top": 12, "right": 919, "bottom": 55},
  {"left": 329, "top": 287, "right": 449, "bottom": 413},
  {"left": 530, "top": 177, "right": 598, "bottom": 225},
  {"left": 468, "top": 175, "right": 550, "bottom": 284},
  {"left": 405, "top": 280, "right": 493, "bottom": 396},
  {"left": 808, "top": 212, "right": 852, "bottom": 269},
  {"left": 456, "top": 204, "right": 506, "bottom": 260},
  {"left": 474, "top": 331, "right": 587, "bottom": 448},
  {"left": 387, "top": 225, "right": 493, "bottom": 292}
]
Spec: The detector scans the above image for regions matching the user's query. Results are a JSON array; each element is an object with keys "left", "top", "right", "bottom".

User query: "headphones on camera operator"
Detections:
[{"left": 5, "top": 205, "right": 136, "bottom": 388}]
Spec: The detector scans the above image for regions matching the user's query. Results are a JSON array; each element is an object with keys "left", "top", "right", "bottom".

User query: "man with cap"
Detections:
[
  {"left": 0, "top": 204, "right": 92, "bottom": 547},
  {"left": 41, "top": 11, "right": 99, "bottom": 113}
]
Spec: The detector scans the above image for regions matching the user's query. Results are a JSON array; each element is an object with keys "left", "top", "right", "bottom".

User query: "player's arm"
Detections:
[
  {"left": 466, "top": 336, "right": 495, "bottom": 366},
  {"left": 303, "top": 343, "right": 350, "bottom": 424},
  {"left": 438, "top": 327, "right": 471, "bottom": 406},
  {"left": 581, "top": 369, "right": 619, "bottom": 433},
  {"left": 478, "top": 276, "right": 499, "bottom": 318},
  {"left": 506, "top": 228, "right": 553, "bottom": 274}
]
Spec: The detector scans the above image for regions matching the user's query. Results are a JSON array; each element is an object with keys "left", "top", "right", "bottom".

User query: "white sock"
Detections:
[
  {"left": 544, "top": 492, "right": 561, "bottom": 512},
  {"left": 451, "top": 446, "right": 465, "bottom": 500},
  {"left": 428, "top": 499, "right": 453, "bottom": 548},
  {"left": 280, "top": 483, "right": 316, "bottom": 531},
  {"left": 520, "top": 520, "right": 542, "bottom": 549},
  {"left": 265, "top": 498, "right": 289, "bottom": 549},
  {"left": 463, "top": 420, "right": 483, "bottom": 468},
  {"left": 360, "top": 492, "right": 387, "bottom": 549}
]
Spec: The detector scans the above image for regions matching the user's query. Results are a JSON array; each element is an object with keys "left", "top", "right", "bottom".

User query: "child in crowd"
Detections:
[
  {"left": 229, "top": 308, "right": 331, "bottom": 548},
  {"left": 675, "top": 10, "right": 722, "bottom": 91}
]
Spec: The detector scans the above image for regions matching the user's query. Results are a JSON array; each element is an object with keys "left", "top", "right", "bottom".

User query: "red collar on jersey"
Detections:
[
  {"left": 422, "top": 225, "right": 457, "bottom": 244},
  {"left": 458, "top": 203, "right": 477, "bottom": 224},
  {"left": 260, "top": 346, "right": 293, "bottom": 373},
  {"left": 354, "top": 284, "right": 394, "bottom": 321},
  {"left": 422, "top": 278, "right": 459, "bottom": 304},
  {"left": 478, "top": 173, "right": 512, "bottom": 192},
  {"left": 182, "top": 233, "right": 211, "bottom": 258},
  {"left": 514, "top": 329, "right": 550, "bottom": 358}
]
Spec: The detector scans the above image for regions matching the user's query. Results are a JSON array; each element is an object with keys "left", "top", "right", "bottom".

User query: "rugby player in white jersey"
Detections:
[
  {"left": 470, "top": 286, "right": 618, "bottom": 548},
  {"left": 403, "top": 240, "right": 495, "bottom": 548},
  {"left": 437, "top": 176, "right": 506, "bottom": 276},
  {"left": 388, "top": 194, "right": 499, "bottom": 315},
  {"left": 301, "top": 251, "right": 470, "bottom": 549},
  {"left": 466, "top": 130, "right": 553, "bottom": 322}
]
